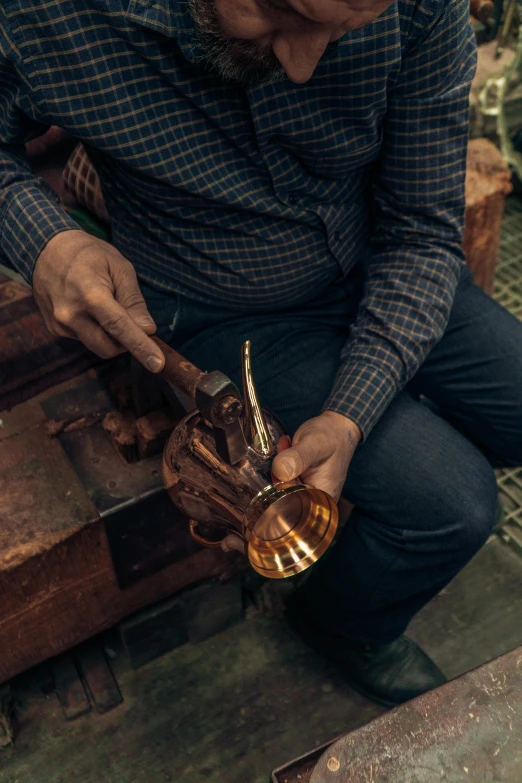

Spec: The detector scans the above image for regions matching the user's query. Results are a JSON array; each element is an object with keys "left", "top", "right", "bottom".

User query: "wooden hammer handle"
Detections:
[{"left": 151, "top": 336, "right": 205, "bottom": 401}]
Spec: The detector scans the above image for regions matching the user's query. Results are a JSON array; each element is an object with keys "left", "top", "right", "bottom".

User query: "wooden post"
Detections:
[{"left": 463, "top": 138, "right": 513, "bottom": 295}]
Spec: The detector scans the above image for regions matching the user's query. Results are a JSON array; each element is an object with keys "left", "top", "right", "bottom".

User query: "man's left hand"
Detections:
[
  {"left": 221, "top": 411, "right": 361, "bottom": 554},
  {"left": 271, "top": 411, "right": 361, "bottom": 502}
]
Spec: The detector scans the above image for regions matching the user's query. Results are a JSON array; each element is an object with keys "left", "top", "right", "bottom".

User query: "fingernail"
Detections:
[
  {"left": 278, "top": 458, "right": 293, "bottom": 478},
  {"left": 146, "top": 355, "right": 163, "bottom": 372},
  {"left": 137, "top": 316, "right": 155, "bottom": 327}
]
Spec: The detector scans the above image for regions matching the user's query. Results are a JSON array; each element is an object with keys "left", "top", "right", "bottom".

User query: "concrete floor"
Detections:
[{"left": 1, "top": 535, "right": 522, "bottom": 783}]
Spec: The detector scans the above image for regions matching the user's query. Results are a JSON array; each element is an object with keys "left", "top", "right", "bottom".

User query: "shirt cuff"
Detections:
[
  {"left": 321, "top": 362, "right": 399, "bottom": 441},
  {"left": 0, "top": 182, "right": 80, "bottom": 283}
]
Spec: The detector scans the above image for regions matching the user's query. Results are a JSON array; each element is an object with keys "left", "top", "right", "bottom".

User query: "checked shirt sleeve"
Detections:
[
  {"left": 323, "top": 0, "right": 477, "bottom": 439},
  {"left": 0, "top": 12, "right": 78, "bottom": 283}
]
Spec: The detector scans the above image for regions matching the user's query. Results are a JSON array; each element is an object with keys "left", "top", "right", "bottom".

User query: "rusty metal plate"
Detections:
[
  {"left": 57, "top": 422, "right": 197, "bottom": 588},
  {"left": 40, "top": 375, "right": 113, "bottom": 422},
  {"left": 309, "top": 646, "right": 522, "bottom": 783},
  {"left": 58, "top": 424, "right": 163, "bottom": 516}
]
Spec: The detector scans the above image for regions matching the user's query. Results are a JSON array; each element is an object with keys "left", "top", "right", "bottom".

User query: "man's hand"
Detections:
[
  {"left": 221, "top": 411, "right": 360, "bottom": 554},
  {"left": 271, "top": 411, "right": 361, "bottom": 502},
  {"left": 33, "top": 230, "right": 165, "bottom": 372}
]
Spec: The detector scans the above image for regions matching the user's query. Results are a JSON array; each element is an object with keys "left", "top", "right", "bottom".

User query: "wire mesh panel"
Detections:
[{"left": 494, "top": 196, "right": 522, "bottom": 551}]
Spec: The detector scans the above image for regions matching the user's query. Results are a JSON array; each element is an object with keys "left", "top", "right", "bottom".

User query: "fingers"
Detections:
[
  {"left": 41, "top": 303, "right": 126, "bottom": 359},
  {"left": 112, "top": 264, "right": 158, "bottom": 335},
  {"left": 277, "top": 435, "right": 292, "bottom": 453},
  {"left": 44, "top": 285, "right": 163, "bottom": 369},
  {"left": 271, "top": 435, "right": 293, "bottom": 482},
  {"left": 32, "top": 231, "right": 163, "bottom": 367},
  {"left": 221, "top": 534, "right": 246, "bottom": 554},
  {"left": 86, "top": 291, "right": 165, "bottom": 371},
  {"left": 65, "top": 315, "right": 126, "bottom": 359},
  {"left": 272, "top": 427, "right": 333, "bottom": 482},
  {"left": 272, "top": 445, "right": 304, "bottom": 482}
]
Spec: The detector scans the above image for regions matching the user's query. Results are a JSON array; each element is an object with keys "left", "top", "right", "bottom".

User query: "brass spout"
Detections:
[{"left": 241, "top": 340, "right": 275, "bottom": 458}]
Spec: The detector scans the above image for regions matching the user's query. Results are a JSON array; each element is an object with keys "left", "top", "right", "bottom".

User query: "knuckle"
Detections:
[
  {"left": 99, "top": 313, "right": 128, "bottom": 337},
  {"left": 52, "top": 305, "right": 75, "bottom": 326},
  {"left": 119, "top": 292, "right": 145, "bottom": 310},
  {"left": 84, "top": 290, "right": 104, "bottom": 309},
  {"left": 121, "top": 331, "right": 145, "bottom": 353}
]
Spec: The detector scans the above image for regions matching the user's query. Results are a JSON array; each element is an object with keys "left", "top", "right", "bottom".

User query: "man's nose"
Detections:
[{"left": 272, "top": 27, "right": 332, "bottom": 84}]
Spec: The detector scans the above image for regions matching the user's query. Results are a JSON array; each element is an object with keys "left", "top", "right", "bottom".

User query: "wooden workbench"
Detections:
[{"left": 0, "top": 372, "right": 232, "bottom": 684}]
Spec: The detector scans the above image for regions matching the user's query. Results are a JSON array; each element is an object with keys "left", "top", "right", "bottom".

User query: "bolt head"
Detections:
[{"left": 327, "top": 757, "right": 341, "bottom": 773}]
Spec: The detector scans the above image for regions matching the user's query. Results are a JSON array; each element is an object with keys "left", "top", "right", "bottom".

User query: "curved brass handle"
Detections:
[{"left": 189, "top": 520, "right": 228, "bottom": 549}]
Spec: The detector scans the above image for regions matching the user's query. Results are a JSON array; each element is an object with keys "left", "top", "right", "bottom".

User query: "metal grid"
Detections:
[{"left": 493, "top": 196, "right": 522, "bottom": 552}]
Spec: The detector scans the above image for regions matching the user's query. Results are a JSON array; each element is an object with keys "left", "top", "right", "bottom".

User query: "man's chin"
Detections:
[
  {"left": 207, "top": 54, "right": 285, "bottom": 87},
  {"left": 188, "top": 0, "right": 285, "bottom": 86}
]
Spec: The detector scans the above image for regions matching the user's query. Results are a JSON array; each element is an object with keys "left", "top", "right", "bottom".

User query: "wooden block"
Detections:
[
  {"left": 0, "top": 684, "right": 14, "bottom": 748},
  {"left": 38, "top": 662, "right": 56, "bottom": 696},
  {"left": 0, "top": 524, "right": 230, "bottom": 684},
  {"left": 0, "top": 423, "right": 99, "bottom": 572},
  {"left": 76, "top": 641, "right": 122, "bottom": 715},
  {"left": 102, "top": 410, "right": 138, "bottom": 463},
  {"left": 464, "top": 138, "right": 513, "bottom": 294},
  {"left": 0, "top": 278, "right": 98, "bottom": 412},
  {"left": 104, "top": 490, "right": 195, "bottom": 589},
  {"left": 136, "top": 409, "right": 179, "bottom": 459},
  {"left": 120, "top": 597, "right": 188, "bottom": 669},
  {"left": 52, "top": 654, "right": 91, "bottom": 722},
  {"left": 184, "top": 578, "right": 244, "bottom": 644}
]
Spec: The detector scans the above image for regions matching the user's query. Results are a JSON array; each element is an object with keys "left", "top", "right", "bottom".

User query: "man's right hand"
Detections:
[{"left": 33, "top": 230, "right": 165, "bottom": 372}]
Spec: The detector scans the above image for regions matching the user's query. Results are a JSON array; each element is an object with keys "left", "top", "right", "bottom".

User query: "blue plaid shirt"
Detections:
[{"left": 0, "top": 0, "right": 476, "bottom": 437}]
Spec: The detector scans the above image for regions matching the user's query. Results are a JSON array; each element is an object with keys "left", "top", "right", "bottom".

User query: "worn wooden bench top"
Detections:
[{"left": 0, "top": 373, "right": 232, "bottom": 683}]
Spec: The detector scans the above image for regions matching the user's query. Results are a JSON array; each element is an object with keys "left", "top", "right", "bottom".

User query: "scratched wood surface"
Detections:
[{"left": 0, "top": 273, "right": 97, "bottom": 411}]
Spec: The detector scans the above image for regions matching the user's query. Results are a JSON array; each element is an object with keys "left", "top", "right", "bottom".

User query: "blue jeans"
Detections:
[{"left": 142, "top": 267, "right": 522, "bottom": 645}]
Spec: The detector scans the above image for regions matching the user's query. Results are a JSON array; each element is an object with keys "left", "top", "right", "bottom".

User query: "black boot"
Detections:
[{"left": 285, "top": 594, "right": 446, "bottom": 708}]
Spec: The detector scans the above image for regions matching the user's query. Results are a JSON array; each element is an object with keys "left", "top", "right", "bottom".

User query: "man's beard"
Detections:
[{"left": 189, "top": 0, "right": 285, "bottom": 86}]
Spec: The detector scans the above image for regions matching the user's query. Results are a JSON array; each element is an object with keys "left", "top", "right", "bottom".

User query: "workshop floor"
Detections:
[
  {"left": 1, "top": 537, "right": 522, "bottom": 783},
  {"left": 1, "top": 198, "right": 522, "bottom": 783}
]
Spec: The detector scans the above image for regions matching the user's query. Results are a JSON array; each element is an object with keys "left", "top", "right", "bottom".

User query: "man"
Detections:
[{"left": 1, "top": 0, "right": 521, "bottom": 708}]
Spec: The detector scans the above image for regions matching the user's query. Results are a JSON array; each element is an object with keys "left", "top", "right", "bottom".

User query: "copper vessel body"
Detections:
[
  {"left": 162, "top": 408, "right": 283, "bottom": 535},
  {"left": 160, "top": 341, "right": 339, "bottom": 578}
]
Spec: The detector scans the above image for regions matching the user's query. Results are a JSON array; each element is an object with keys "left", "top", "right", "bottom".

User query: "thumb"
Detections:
[
  {"left": 272, "top": 441, "right": 313, "bottom": 482},
  {"left": 114, "top": 268, "right": 157, "bottom": 335},
  {"left": 272, "top": 425, "right": 334, "bottom": 482}
]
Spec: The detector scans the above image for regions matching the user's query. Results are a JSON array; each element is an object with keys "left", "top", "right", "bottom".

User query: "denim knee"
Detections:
[{"left": 444, "top": 464, "right": 498, "bottom": 561}]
